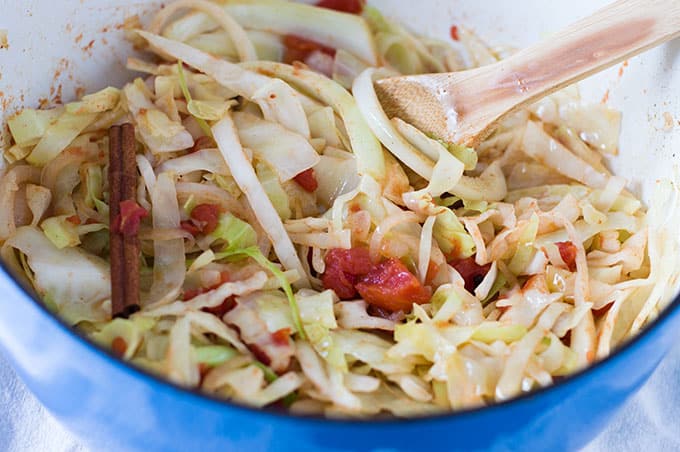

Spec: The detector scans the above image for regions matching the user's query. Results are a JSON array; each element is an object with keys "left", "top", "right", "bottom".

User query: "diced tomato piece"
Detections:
[
  {"left": 316, "top": 0, "right": 364, "bottom": 14},
  {"left": 182, "top": 203, "right": 221, "bottom": 236},
  {"left": 283, "top": 35, "right": 336, "bottom": 64},
  {"left": 449, "top": 256, "right": 491, "bottom": 293},
  {"left": 450, "top": 25, "right": 460, "bottom": 41},
  {"left": 66, "top": 214, "right": 81, "bottom": 225},
  {"left": 180, "top": 220, "right": 202, "bottom": 236},
  {"left": 190, "top": 136, "right": 216, "bottom": 153},
  {"left": 191, "top": 203, "right": 220, "bottom": 234},
  {"left": 556, "top": 241, "right": 578, "bottom": 272},
  {"left": 355, "top": 258, "right": 432, "bottom": 312},
  {"left": 293, "top": 168, "right": 319, "bottom": 192},
  {"left": 112, "top": 200, "right": 148, "bottom": 236},
  {"left": 321, "top": 247, "right": 373, "bottom": 299},
  {"left": 111, "top": 336, "right": 128, "bottom": 357},
  {"left": 271, "top": 328, "right": 292, "bottom": 346}
]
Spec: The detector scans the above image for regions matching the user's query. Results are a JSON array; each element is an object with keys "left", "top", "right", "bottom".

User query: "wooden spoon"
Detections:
[{"left": 374, "top": 0, "right": 680, "bottom": 147}]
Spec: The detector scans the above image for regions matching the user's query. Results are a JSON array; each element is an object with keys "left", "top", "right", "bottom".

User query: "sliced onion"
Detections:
[
  {"left": 150, "top": 0, "right": 257, "bottom": 62},
  {"left": 353, "top": 68, "right": 434, "bottom": 180},
  {"left": 0, "top": 166, "right": 41, "bottom": 240},
  {"left": 417, "top": 215, "right": 436, "bottom": 283},
  {"left": 146, "top": 172, "right": 186, "bottom": 307},
  {"left": 157, "top": 148, "right": 229, "bottom": 176},
  {"left": 212, "top": 115, "right": 310, "bottom": 288}
]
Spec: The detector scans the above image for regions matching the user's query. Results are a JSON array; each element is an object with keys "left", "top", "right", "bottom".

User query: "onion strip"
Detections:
[{"left": 211, "top": 114, "right": 310, "bottom": 288}]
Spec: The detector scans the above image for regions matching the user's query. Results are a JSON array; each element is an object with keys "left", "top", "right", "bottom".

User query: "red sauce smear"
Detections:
[{"left": 450, "top": 25, "right": 460, "bottom": 41}]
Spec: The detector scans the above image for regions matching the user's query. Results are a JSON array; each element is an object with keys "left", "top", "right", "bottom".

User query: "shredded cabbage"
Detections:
[{"left": 2, "top": 0, "right": 675, "bottom": 418}]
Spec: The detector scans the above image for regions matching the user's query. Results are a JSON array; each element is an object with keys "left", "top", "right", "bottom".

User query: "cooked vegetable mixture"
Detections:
[{"left": 2, "top": 0, "right": 679, "bottom": 417}]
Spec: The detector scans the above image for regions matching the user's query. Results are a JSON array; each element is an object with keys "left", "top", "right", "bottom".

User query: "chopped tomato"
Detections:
[
  {"left": 316, "top": 0, "right": 364, "bottom": 14},
  {"left": 112, "top": 200, "right": 148, "bottom": 236},
  {"left": 449, "top": 256, "right": 491, "bottom": 293},
  {"left": 283, "top": 35, "right": 336, "bottom": 64},
  {"left": 271, "top": 328, "right": 292, "bottom": 346},
  {"left": 182, "top": 203, "right": 221, "bottom": 236},
  {"left": 556, "top": 241, "right": 578, "bottom": 272},
  {"left": 111, "top": 336, "right": 128, "bottom": 357},
  {"left": 450, "top": 25, "right": 460, "bottom": 41},
  {"left": 321, "top": 247, "right": 373, "bottom": 299},
  {"left": 180, "top": 220, "right": 202, "bottom": 236},
  {"left": 191, "top": 204, "right": 220, "bottom": 234},
  {"left": 293, "top": 168, "right": 319, "bottom": 192},
  {"left": 190, "top": 136, "right": 216, "bottom": 153},
  {"left": 66, "top": 214, "right": 81, "bottom": 225},
  {"left": 355, "top": 258, "right": 432, "bottom": 312}
]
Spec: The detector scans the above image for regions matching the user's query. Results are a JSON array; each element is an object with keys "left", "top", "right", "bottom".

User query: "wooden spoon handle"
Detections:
[
  {"left": 375, "top": 0, "right": 680, "bottom": 146},
  {"left": 471, "top": 0, "right": 680, "bottom": 113}
]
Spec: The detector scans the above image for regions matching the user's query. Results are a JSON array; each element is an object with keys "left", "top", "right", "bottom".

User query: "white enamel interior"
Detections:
[{"left": 0, "top": 0, "right": 679, "bottom": 202}]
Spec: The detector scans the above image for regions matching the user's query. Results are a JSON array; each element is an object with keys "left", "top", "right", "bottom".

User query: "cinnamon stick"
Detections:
[{"left": 109, "top": 124, "right": 141, "bottom": 318}]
